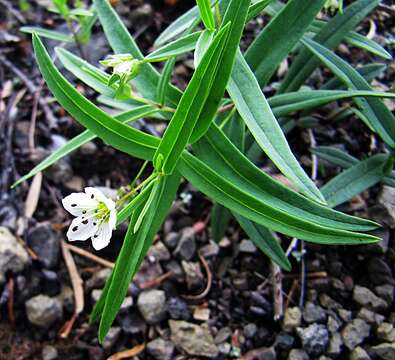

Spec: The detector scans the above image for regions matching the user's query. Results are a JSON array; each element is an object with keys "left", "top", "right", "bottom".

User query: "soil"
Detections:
[{"left": 1, "top": 1, "right": 395, "bottom": 359}]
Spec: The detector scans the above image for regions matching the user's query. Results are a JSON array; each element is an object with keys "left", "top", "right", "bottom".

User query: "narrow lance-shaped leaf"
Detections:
[
  {"left": 245, "top": 0, "right": 326, "bottom": 87},
  {"left": 322, "top": 63, "right": 387, "bottom": 90},
  {"left": 12, "top": 106, "right": 159, "bottom": 188},
  {"left": 192, "top": 124, "right": 379, "bottom": 233},
  {"left": 145, "top": 32, "right": 201, "bottom": 62},
  {"left": 321, "top": 154, "right": 390, "bottom": 207},
  {"left": 234, "top": 213, "right": 291, "bottom": 271},
  {"left": 92, "top": 173, "right": 180, "bottom": 333},
  {"left": 31, "top": 34, "right": 380, "bottom": 250},
  {"left": 32, "top": 34, "right": 158, "bottom": 161},
  {"left": 94, "top": 0, "right": 182, "bottom": 105},
  {"left": 312, "top": 146, "right": 395, "bottom": 188},
  {"left": 269, "top": 89, "right": 395, "bottom": 118},
  {"left": 196, "top": 0, "right": 215, "bottom": 30},
  {"left": 157, "top": 57, "right": 177, "bottom": 106},
  {"left": 228, "top": 50, "right": 325, "bottom": 203},
  {"left": 301, "top": 37, "right": 395, "bottom": 148},
  {"left": 21, "top": 26, "right": 73, "bottom": 42},
  {"left": 153, "top": 24, "right": 231, "bottom": 175},
  {"left": 190, "top": 0, "right": 251, "bottom": 143},
  {"left": 279, "top": 0, "right": 380, "bottom": 93}
]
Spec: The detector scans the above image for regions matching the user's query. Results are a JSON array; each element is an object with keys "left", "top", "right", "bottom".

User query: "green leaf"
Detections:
[
  {"left": 157, "top": 57, "right": 177, "bottom": 106},
  {"left": 94, "top": 0, "right": 181, "bottom": 105},
  {"left": 269, "top": 89, "right": 395, "bottom": 118},
  {"left": 245, "top": 0, "right": 326, "bottom": 87},
  {"left": 146, "top": 32, "right": 201, "bottom": 62},
  {"left": 279, "top": 0, "right": 380, "bottom": 93},
  {"left": 246, "top": 0, "right": 274, "bottom": 23},
  {"left": 308, "top": 20, "right": 392, "bottom": 60},
  {"left": 192, "top": 124, "right": 379, "bottom": 234},
  {"left": 322, "top": 63, "right": 386, "bottom": 90},
  {"left": 312, "top": 146, "right": 395, "bottom": 188},
  {"left": 32, "top": 33, "right": 380, "bottom": 258},
  {"left": 153, "top": 24, "right": 231, "bottom": 175},
  {"left": 196, "top": 0, "right": 215, "bottom": 30},
  {"left": 190, "top": 0, "right": 251, "bottom": 143},
  {"left": 98, "top": 173, "right": 180, "bottom": 341},
  {"left": 154, "top": 5, "right": 201, "bottom": 46},
  {"left": 12, "top": 106, "right": 158, "bottom": 188},
  {"left": 321, "top": 154, "right": 389, "bottom": 207},
  {"left": 301, "top": 37, "right": 395, "bottom": 148},
  {"left": 179, "top": 150, "right": 379, "bottom": 245},
  {"left": 69, "top": 8, "right": 94, "bottom": 17},
  {"left": 194, "top": 29, "right": 214, "bottom": 67},
  {"left": 233, "top": 213, "right": 291, "bottom": 271},
  {"left": 32, "top": 34, "right": 158, "bottom": 161},
  {"left": 21, "top": 26, "right": 73, "bottom": 42},
  {"left": 228, "top": 51, "right": 325, "bottom": 203}
]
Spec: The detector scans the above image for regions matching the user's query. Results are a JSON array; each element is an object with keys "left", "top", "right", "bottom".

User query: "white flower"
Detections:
[{"left": 62, "top": 187, "right": 117, "bottom": 250}]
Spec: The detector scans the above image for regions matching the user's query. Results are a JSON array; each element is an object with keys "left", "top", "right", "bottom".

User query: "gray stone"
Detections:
[
  {"left": 327, "top": 314, "right": 342, "bottom": 333},
  {"left": 303, "top": 302, "right": 327, "bottom": 324},
  {"left": 368, "top": 258, "right": 394, "bottom": 286},
  {"left": 46, "top": 159, "right": 73, "bottom": 184},
  {"left": 283, "top": 307, "right": 302, "bottom": 332},
  {"left": 218, "top": 343, "right": 231, "bottom": 356},
  {"left": 287, "top": 349, "right": 309, "bottom": 360},
  {"left": 338, "top": 309, "right": 353, "bottom": 322},
  {"left": 327, "top": 333, "right": 343, "bottom": 357},
  {"left": 200, "top": 241, "right": 219, "bottom": 258},
  {"left": 148, "top": 241, "right": 171, "bottom": 262},
  {"left": 377, "top": 323, "right": 395, "bottom": 342},
  {"left": 137, "top": 289, "right": 167, "bottom": 324},
  {"left": 0, "top": 227, "right": 30, "bottom": 284},
  {"left": 174, "top": 227, "right": 196, "bottom": 260},
  {"left": 378, "top": 186, "right": 395, "bottom": 227},
  {"left": 147, "top": 338, "right": 175, "bottom": 360},
  {"left": 375, "top": 284, "right": 394, "bottom": 305},
  {"left": 244, "top": 323, "right": 258, "bottom": 339},
  {"left": 319, "top": 294, "right": 342, "bottom": 310},
  {"left": 25, "top": 294, "right": 63, "bottom": 327},
  {"left": 214, "top": 327, "right": 231, "bottom": 344},
  {"left": 102, "top": 327, "right": 121, "bottom": 350},
  {"left": 41, "top": 345, "right": 58, "bottom": 360},
  {"left": 169, "top": 320, "right": 218, "bottom": 358},
  {"left": 239, "top": 239, "right": 257, "bottom": 253},
  {"left": 296, "top": 324, "right": 329, "bottom": 356},
  {"left": 350, "top": 346, "right": 371, "bottom": 360},
  {"left": 86, "top": 268, "right": 112, "bottom": 290},
  {"left": 274, "top": 332, "right": 295, "bottom": 351},
  {"left": 243, "top": 347, "right": 276, "bottom": 360},
  {"left": 357, "top": 308, "right": 385, "bottom": 326},
  {"left": 166, "top": 297, "right": 192, "bottom": 321},
  {"left": 182, "top": 261, "right": 204, "bottom": 290},
  {"left": 371, "top": 342, "right": 395, "bottom": 360},
  {"left": 164, "top": 232, "right": 180, "bottom": 249},
  {"left": 27, "top": 223, "right": 60, "bottom": 269},
  {"left": 353, "top": 285, "right": 388, "bottom": 312},
  {"left": 341, "top": 319, "right": 371, "bottom": 350}
]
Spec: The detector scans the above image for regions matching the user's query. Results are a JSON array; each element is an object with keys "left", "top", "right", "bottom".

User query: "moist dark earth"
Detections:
[{"left": 1, "top": 0, "right": 395, "bottom": 359}]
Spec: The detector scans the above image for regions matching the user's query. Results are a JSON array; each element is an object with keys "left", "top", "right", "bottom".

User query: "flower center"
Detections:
[{"left": 95, "top": 202, "right": 110, "bottom": 223}]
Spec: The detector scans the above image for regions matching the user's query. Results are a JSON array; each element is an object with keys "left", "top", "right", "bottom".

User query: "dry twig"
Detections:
[
  {"left": 108, "top": 343, "right": 145, "bottom": 360},
  {"left": 59, "top": 240, "right": 84, "bottom": 338},
  {"left": 66, "top": 243, "right": 115, "bottom": 269}
]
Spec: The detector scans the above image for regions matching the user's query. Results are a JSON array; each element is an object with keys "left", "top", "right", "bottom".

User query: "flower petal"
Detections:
[
  {"left": 67, "top": 216, "right": 99, "bottom": 241},
  {"left": 91, "top": 222, "right": 112, "bottom": 250},
  {"left": 108, "top": 208, "right": 117, "bottom": 230},
  {"left": 84, "top": 187, "right": 108, "bottom": 203},
  {"left": 62, "top": 192, "right": 98, "bottom": 216}
]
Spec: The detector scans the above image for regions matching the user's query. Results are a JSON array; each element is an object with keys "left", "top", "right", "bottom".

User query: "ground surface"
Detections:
[{"left": 1, "top": 1, "right": 395, "bottom": 359}]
